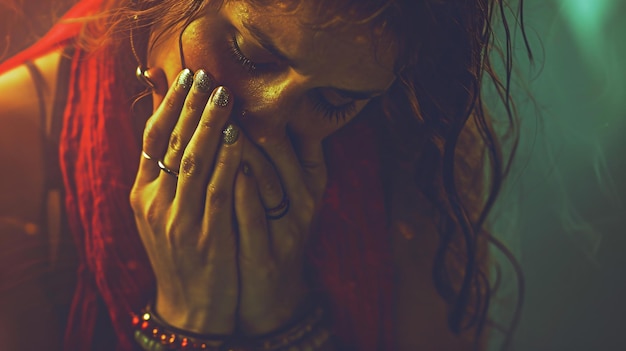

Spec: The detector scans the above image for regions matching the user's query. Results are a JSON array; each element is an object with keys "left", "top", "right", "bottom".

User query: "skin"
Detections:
[
  {"left": 131, "top": 0, "right": 398, "bottom": 339},
  {"left": 0, "top": 0, "right": 493, "bottom": 348}
]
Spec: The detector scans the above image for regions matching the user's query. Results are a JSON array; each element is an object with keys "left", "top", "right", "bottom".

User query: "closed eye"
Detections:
[{"left": 228, "top": 33, "right": 366, "bottom": 122}]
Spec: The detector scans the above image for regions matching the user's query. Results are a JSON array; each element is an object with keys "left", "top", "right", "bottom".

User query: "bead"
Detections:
[
  {"left": 133, "top": 330, "right": 142, "bottom": 340},
  {"left": 140, "top": 334, "right": 151, "bottom": 346},
  {"left": 148, "top": 338, "right": 162, "bottom": 351},
  {"left": 132, "top": 304, "right": 326, "bottom": 351}
]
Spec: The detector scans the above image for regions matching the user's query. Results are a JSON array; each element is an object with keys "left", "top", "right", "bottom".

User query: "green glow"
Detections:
[
  {"left": 559, "top": 0, "right": 615, "bottom": 41},
  {"left": 555, "top": 0, "right": 623, "bottom": 107}
]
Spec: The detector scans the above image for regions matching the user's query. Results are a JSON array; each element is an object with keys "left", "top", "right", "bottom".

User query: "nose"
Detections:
[{"left": 235, "top": 70, "right": 311, "bottom": 143}]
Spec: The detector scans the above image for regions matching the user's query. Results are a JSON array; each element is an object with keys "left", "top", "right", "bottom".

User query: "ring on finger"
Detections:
[
  {"left": 157, "top": 159, "right": 179, "bottom": 178},
  {"left": 265, "top": 193, "right": 290, "bottom": 220},
  {"left": 142, "top": 151, "right": 154, "bottom": 160}
]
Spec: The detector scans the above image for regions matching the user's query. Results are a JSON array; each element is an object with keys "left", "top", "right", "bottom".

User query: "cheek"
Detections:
[{"left": 182, "top": 17, "right": 266, "bottom": 101}]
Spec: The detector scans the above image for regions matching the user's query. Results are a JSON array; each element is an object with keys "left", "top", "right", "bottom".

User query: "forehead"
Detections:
[{"left": 226, "top": 1, "right": 397, "bottom": 90}]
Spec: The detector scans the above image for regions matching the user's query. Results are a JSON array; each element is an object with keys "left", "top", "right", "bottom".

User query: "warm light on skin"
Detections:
[{"left": 148, "top": 1, "right": 397, "bottom": 146}]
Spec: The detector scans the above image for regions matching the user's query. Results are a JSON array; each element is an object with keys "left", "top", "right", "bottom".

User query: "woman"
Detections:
[{"left": 0, "top": 0, "right": 528, "bottom": 350}]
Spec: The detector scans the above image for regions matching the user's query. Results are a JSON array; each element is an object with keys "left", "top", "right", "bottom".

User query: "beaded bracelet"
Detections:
[
  {"left": 245, "top": 306, "right": 326, "bottom": 350},
  {"left": 131, "top": 304, "right": 332, "bottom": 351},
  {"left": 131, "top": 306, "right": 227, "bottom": 351}
]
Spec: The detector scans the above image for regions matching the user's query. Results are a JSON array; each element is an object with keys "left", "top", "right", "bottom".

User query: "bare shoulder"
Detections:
[
  {"left": 391, "top": 116, "right": 488, "bottom": 350},
  {"left": 0, "top": 49, "right": 66, "bottom": 350},
  {"left": 0, "top": 49, "right": 63, "bottom": 222}
]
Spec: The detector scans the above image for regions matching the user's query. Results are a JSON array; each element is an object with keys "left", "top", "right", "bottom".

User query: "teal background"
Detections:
[{"left": 488, "top": 1, "right": 626, "bottom": 350}]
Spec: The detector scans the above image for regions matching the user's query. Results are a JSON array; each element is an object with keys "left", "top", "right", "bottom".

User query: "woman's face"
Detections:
[{"left": 147, "top": 0, "right": 397, "bottom": 144}]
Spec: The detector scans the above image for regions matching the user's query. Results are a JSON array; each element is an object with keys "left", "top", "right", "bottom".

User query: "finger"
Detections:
[
  {"left": 261, "top": 132, "right": 325, "bottom": 213},
  {"left": 201, "top": 122, "right": 243, "bottom": 249},
  {"left": 162, "top": 69, "right": 215, "bottom": 174},
  {"left": 234, "top": 164, "right": 271, "bottom": 263},
  {"left": 240, "top": 135, "right": 285, "bottom": 216},
  {"left": 136, "top": 68, "right": 193, "bottom": 185},
  {"left": 174, "top": 86, "right": 235, "bottom": 220}
]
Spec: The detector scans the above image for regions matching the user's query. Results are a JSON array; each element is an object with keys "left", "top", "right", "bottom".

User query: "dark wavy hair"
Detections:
[{"left": 78, "top": 0, "right": 532, "bottom": 349}]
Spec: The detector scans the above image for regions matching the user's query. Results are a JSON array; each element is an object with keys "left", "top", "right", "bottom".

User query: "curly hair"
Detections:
[{"left": 75, "top": 0, "right": 532, "bottom": 349}]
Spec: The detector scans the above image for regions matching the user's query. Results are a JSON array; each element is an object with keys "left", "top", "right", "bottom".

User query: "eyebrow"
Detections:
[
  {"left": 242, "top": 21, "right": 388, "bottom": 101},
  {"left": 243, "top": 21, "right": 297, "bottom": 67}
]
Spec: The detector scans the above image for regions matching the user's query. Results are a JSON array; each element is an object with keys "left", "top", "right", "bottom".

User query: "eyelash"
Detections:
[
  {"left": 228, "top": 35, "right": 357, "bottom": 122},
  {"left": 229, "top": 35, "right": 257, "bottom": 72},
  {"left": 310, "top": 90, "right": 357, "bottom": 122}
]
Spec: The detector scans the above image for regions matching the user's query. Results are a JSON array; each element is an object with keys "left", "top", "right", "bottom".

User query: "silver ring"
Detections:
[
  {"left": 157, "top": 160, "right": 179, "bottom": 178},
  {"left": 265, "top": 194, "right": 290, "bottom": 220},
  {"left": 141, "top": 151, "right": 153, "bottom": 160}
]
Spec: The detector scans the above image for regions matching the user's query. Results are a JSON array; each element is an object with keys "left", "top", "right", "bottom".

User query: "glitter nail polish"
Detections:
[
  {"left": 194, "top": 70, "right": 213, "bottom": 93},
  {"left": 177, "top": 69, "right": 193, "bottom": 89},
  {"left": 213, "top": 86, "right": 230, "bottom": 107},
  {"left": 222, "top": 124, "right": 239, "bottom": 145}
]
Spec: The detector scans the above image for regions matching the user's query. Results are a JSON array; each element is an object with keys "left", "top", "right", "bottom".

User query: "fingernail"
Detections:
[
  {"left": 213, "top": 86, "right": 230, "bottom": 107},
  {"left": 222, "top": 123, "right": 239, "bottom": 145},
  {"left": 194, "top": 69, "right": 213, "bottom": 93},
  {"left": 177, "top": 68, "right": 193, "bottom": 89}
]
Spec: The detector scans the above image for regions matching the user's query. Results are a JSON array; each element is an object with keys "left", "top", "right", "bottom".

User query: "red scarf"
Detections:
[{"left": 1, "top": 1, "right": 393, "bottom": 350}]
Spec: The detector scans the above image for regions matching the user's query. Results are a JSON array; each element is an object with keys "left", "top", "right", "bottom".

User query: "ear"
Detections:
[{"left": 145, "top": 67, "right": 168, "bottom": 110}]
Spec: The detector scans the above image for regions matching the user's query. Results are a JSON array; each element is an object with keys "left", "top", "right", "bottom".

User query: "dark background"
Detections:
[
  {"left": 490, "top": 1, "right": 626, "bottom": 350},
  {"left": 1, "top": 1, "right": 624, "bottom": 350}
]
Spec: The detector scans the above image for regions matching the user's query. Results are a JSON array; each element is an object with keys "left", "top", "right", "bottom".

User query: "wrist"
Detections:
[
  {"left": 242, "top": 305, "right": 332, "bottom": 351},
  {"left": 132, "top": 304, "right": 228, "bottom": 351},
  {"left": 154, "top": 297, "right": 234, "bottom": 336},
  {"left": 132, "top": 301, "right": 333, "bottom": 351},
  {"left": 240, "top": 281, "right": 311, "bottom": 335}
]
